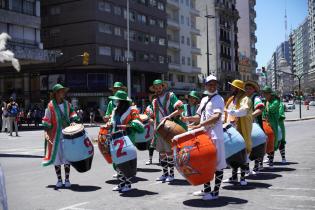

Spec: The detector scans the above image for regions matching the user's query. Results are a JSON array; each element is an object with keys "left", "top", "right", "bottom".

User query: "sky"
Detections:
[{"left": 256, "top": 0, "right": 308, "bottom": 67}]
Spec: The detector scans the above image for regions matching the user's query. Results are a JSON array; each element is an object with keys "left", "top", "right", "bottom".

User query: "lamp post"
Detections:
[{"left": 205, "top": 7, "right": 215, "bottom": 76}]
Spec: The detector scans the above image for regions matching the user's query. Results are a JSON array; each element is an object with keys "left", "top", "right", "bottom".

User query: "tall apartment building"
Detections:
[
  {"left": 0, "top": 0, "right": 56, "bottom": 108},
  {"left": 165, "top": 0, "right": 201, "bottom": 95},
  {"left": 196, "top": 0, "right": 240, "bottom": 95},
  {"left": 308, "top": 0, "right": 315, "bottom": 92},
  {"left": 41, "top": 0, "right": 168, "bottom": 109},
  {"left": 236, "top": 0, "right": 258, "bottom": 81},
  {"left": 290, "top": 18, "right": 310, "bottom": 92}
]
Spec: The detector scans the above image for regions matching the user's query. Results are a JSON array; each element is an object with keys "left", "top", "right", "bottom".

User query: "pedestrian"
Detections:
[
  {"left": 105, "top": 90, "right": 144, "bottom": 192},
  {"left": 1, "top": 102, "right": 9, "bottom": 133},
  {"left": 7, "top": 97, "right": 19, "bottom": 137},
  {"left": 262, "top": 86, "right": 280, "bottom": 167},
  {"left": 89, "top": 108, "right": 95, "bottom": 126},
  {"left": 150, "top": 79, "right": 187, "bottom": 183},
  {"left": 26, "top": 110, "right": 32, "bottom": 126},
  {"left": 42, "top": 84, "right": 80, "bottom": 188},
  {"left": 182, "top": 75, "right": 226, "bottom": 200},
  {"left": 77, "top": 108, "right": 84, "bottom": 123},
  {"left": 223, "top": 79, "right": 253, "bottom": 186}
]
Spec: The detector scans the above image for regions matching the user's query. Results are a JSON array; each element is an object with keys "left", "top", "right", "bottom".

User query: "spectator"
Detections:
[
  {"left": 1, "top": 102, "right": 9, "bottom": 133},
  {"left": 89, "top": 108, "right": 95, "bottom": 126},
  {"left": 7, "top": 97, "right": 19, "bottom": 137},
  {"left": 77, "top": 108, "right": 84, "bottom": 123},
  {"left": 26, "top": 110, "right": 32, "bottom": 126}
]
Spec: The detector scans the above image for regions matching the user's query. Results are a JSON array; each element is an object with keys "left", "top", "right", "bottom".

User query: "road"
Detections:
[
  {"left": 1, "top": 119, "right": 315, "bottom": 210},
  {"left": 284, "top": 103, "right": 315, "bottom": 120}
]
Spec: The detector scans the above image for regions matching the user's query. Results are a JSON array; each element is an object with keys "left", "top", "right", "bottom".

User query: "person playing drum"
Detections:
[
  {"left": 224, "top": 80, "right": 253, "bottom": 186},
  {"left": 245, "top": 80, "right": 265, "bottom": 174},
  {"left": 150, "top": 79, "right": 187, "bottom": 183},
  {"left": 262, "top": 86, "right": 281, "bottom": 167},
  {"left": 183, "top": 91, "right": 200, "bottom": 119},
  {"left": 182, "top": 75, "right": 226, "bottom": 200},
  {"left": 277, "top": 96, "right": 287, "bottom": 164},
  {"left": 105, "top": 90, "right": 144, "bottom": 192},
  {"left": 42, "top": 84, "right": 80, "bottom": 188}
]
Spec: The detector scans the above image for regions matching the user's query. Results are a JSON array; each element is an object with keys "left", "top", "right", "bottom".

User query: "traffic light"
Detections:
[
  {"left": 82, "top": 52, "right": 90, "bottom": 65},
  {"left": 262, "top": 67, "right": 266, "bottom": 73}
]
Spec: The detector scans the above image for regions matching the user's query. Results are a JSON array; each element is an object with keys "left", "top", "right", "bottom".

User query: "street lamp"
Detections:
[{"left": 205, "top": 12, "right": 215, "bottom": 76}]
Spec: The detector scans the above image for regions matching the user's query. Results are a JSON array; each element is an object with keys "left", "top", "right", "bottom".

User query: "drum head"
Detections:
[{"left": 62, "top": 124, "right": 84, "bottom": 135}]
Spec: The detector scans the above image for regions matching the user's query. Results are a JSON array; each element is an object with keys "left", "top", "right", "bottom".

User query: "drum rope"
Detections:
[
  {"left": 160, "top": 155, "right": 169, "bottom": 177},
  {"left": 168, "top": 156, "right": 175, "bottom": 177},
  {"left": 213, "top": 170, "right": 224, "bottom": 196}
]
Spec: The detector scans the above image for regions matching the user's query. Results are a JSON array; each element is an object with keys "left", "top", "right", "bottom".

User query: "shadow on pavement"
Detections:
[
  {"left": 260, "top": 167, "right": 296, "bottom": 173},
  {"left": 137, "top": 168, "right": 162, "bottom": 173},
  {"left": 246, "top": 172, "right": 282, "bottom": 180},
  {"left": 120, "top": 189, "right": 158, "bottom": 197},
  {"left": 105, "top": 176, "right": 148, "bottom": 185},
  {"left": 46, "top": 184, "right": 101, "bottom": 192},
  {"left": 222, "top": 182, "right": 272, "bottom": 191},
  {"left": 168, "top": 179, "right": 191, "bottom": 186},
  {"left": 183, "top": 196, "right": 248, "bottom": 208},
  {"left": 273, "top": 162, "right": 299, "bottom": 166},
  {"left": 0, "top": 153, "right": 43, "bottom": 158}
]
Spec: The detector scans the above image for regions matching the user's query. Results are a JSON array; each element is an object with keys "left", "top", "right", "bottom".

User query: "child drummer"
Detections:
[
  {"left": 182, "top": 75, "right": 226, "bottom": 200},
  {"left": 105, "top": 90, "right": 144, "bottom": 192}
]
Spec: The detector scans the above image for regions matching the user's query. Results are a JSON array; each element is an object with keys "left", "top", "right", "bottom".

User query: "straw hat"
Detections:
[
  {"left": 228, "top": 79, "right": 245, "bottom": 91},
  {"left": 245, "top": 80, "right": 260, "bottom": 92}
]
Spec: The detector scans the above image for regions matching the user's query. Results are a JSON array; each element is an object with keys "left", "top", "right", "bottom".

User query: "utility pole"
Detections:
[
  {"left": 205, "top": 5, "right": 215, "bottom": 76},
  {"left": 126, "top": 0, "right": 131, "bottom": 97}
]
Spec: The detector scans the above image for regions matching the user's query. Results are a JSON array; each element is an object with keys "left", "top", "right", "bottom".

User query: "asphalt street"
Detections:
[{"left": 0, "top": 119, "right": 315, "bottom": 210}]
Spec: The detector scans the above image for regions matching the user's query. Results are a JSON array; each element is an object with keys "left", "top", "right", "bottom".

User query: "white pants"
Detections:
[
  {"left": 1, "top": 116, "right": 9, "bottom": 132},
  {"left": 8, "top": 117, "right": 18, "bottom": 136}
]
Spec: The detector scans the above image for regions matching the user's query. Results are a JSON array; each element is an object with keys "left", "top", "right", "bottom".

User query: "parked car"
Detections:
[
  {"left": 309, "top": 101, "right": 315, "bottom": 106},
  {"left": 285, "top": 103, "right": 295, "bottom": 112}
]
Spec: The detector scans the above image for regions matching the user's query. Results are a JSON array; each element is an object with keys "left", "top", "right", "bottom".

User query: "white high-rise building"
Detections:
[
  {"left": 308, "top": 0, "right": 315, "bottom": 92},
  {"left": 165, "top": 0, "right": 201, "bottom": 95}
]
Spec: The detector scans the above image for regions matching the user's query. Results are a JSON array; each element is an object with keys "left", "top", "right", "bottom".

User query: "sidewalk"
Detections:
[{"left": 284, "top": 105, "right": 315, "bottom": 122}]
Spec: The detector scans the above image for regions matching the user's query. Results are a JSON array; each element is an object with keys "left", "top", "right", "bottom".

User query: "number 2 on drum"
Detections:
[
  {"left": 114, "top": 139, "right": 127, "bottom": 158},
  {"left": 84, "top": 138, "right": 94, "bottom": 155},
  {"left": 144, "top": 124, "right": 151, "bottom": 139}
]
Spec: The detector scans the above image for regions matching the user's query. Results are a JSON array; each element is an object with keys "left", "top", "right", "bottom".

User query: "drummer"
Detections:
[
  {"left": 150, "top": 79, "right": 187, "bottom": 183},
  {"left": 245, "top": 80, "right": 265, "bottom": 174},
  {"left": 262, "top": 86, "right": 280, "bottom": 167},
  {"left": 105, "top": 90, "right": 144, "bottom": 192},
  {"left": 224, "top": 79, "right": 253, "bottom": 186},
  {"left": 42, "top": 84, "right": 80, "bottom": 188},
  {"left": 182, "top": 75, "right": 226, "bottom": 200},
  {"left": 183, "top": 91, "right": 200, "bottom": 119},
  {"left": 103, "top": 82, "right": 127, "bottom": 123},
  {"left": 278, "top": 96, "right": 287, "bottom": 164}
]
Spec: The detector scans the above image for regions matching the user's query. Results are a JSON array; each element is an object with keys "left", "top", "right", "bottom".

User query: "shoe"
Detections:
[
  {"left": 112, "top": 185, "right": 123, "bottom": 191},
  {"left": 165, "top": 176, "right": 174, "bottom": 182},
  {"left": 56, "top": 180, "right": 63, "bottom": 188},
  {"left": 202, "top": 193, "right": 218, "bottom": 200},
  {"left": 193, "top": 190, "right": 205, "bottom": 196},
  {"left": 263, "top": 159, "right": 270, "bottom": 163},
  {"left": 113, "top": 174, "right": 118, "bottom": 178},
  {"left": 240, "top": 180, "right": 247, "bottom": 186},
  {"left": 64, "top": 180, "right": 71, "bottom": 188},
  {"left": 282, "top": 158, "right": 287, "bottom": 164},
  {"left": 249, "top": 170, "right": 258, "bottom": 175},
  {"left": 145, "top": 160, "right": 152, "bottom": 165},
  {"left": 156, "top": 175, "right": 167, "bottom": 181},
  {"left": 223, "top": 177, "right": 237, "bottom": 183},
  {"left": 121, "top": 186, "right": 132, "bottom": 192}
]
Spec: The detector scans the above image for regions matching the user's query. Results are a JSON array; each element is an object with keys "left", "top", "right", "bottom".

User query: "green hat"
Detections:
[
  {"left": 149, "top": 79, "right": 168, "bottom": 92},
  {"left": 188, "top": 91, "right": 200, "bottom": 100},
  {"left": 52, "top": 84, "right": 68, "bottom": 93},
  {"left": 110, "top": 82, "right": 127, "bottom": 91},
  {"left": 262, "top": 86, "right": 273, "bottom": 93},
  {"left": 109, "top": 90, "right": 131, "bottom": 102}
]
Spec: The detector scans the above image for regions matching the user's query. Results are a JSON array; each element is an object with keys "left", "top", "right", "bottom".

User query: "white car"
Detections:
[{"left": 309, "top": 101, "right": 315, "bottom": 106}]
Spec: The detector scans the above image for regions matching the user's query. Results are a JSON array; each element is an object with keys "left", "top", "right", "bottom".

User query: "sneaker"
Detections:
[
  {"left": 202, "top": 193, "right": 218, "bottom": 200},
  {"left": 112, "top": 174, "right": 118, "bottom": 178},
  {"left": 145, "top": 160, "right": 152, "bottom": 165},
  {"left": 121, "top": 186, "right": 132, "bottom": 192},
  {"left": 263, "top": 159, "right": 270, "bottom": 163},
  {"left": 223, "top": 177, "right": 237, "bottom": 183},
  {"left": 249, "top": 170, "right": 258, "bottom": 175},
  {"left": 240, "top": 180, "right": 247, "bottom": 186},
  {"left": 165, "top": 176, "right": 174, "bottom": 182},
  {"left": 64, "top": 180, "right": 71, "bottom": 188},
  {"left": 156, "top": 175, "right": 167, "bottom": 181},
  {"left": 56, "top": 180, "right": 63, "bottom": 188},
  {"left": 282, "top": 158, "right": 287, "bottom": 164},
  {"left": 193, "top": 190, "right": 205, "bottom": 196},
  {"left": 112, "top": 185, "right": 123, "bottom": 191}
]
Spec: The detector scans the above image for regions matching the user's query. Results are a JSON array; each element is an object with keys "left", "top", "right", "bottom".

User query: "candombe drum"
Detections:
[
  {"left": 134, "top": 114, "right": 154, "bottom": 151},
  {"left": 62, "top": 124, "right": 94, "bottom": 173},
  {"left": 156, "top": 119, "right": 186, "bottom": 146},
  {"left": 223, "top": 124, "right": 246, "bottom": 168},
  {"left": 98, "top": 125, "right": 112, "bottom": 164},
  {"left": 263, "top": 120, "right": 275, "bottom": 154},
  {"left": 249, "top": 123, "right": 267, "bottom": 161},
  {"left": 109, "top": 130, "right": 137, "bottom": 177},
  {"left": 172, "top": 127, "right": 217, "bottom": 186}
]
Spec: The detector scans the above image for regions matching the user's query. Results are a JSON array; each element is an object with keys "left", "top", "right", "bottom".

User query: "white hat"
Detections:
[{"left": 205, "top": 75, "right": 217, "bottom": 83}]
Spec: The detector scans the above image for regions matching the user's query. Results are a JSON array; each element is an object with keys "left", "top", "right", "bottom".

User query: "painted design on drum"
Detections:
[
  {"left": 62, "top": 135, "right": 94, "bottom": 162},
  {"left": 134, "top": 122, "right": 154, "bottom": 143},
  {"left": 110, "top": 136, "right": 137, "bottom": 165},
  {"left": 175, "top": 146, "right": 199, "bottom": 177}
]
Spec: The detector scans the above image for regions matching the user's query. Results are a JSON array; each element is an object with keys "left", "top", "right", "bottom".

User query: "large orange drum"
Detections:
[
  {"left": 98, "top": 125, "right": 112, "bottom": 164},
  {"left": 156, "top": 119, "right": 186, "bottom": 145},
  {"left": 172, "top": 127, "right": 217, "bottom": 186},
  {"left": 263, "top": 120, "right": 275, "bottom": 153}
]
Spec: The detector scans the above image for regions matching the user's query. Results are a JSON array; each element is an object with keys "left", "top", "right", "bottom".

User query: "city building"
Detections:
[
  {"left": 196, "top": 0, "right": 240, "bottom": 95},
  {"left": 236, "top": 0, "right": 258, "bottom": 81},
  {"left": 308, "top": 0, "right": 315, "bottom": 93},
  {"left": 165, "top": 0, "right": 201, "bottom": 95},
  {"left": 0, "top": 0, "right": 57, "bottom": 108}
]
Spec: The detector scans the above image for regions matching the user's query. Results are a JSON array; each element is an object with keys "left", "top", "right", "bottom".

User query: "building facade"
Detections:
[
  {"left": 196, "top": 0, "right": 240, "bottom": 95},
  {"left": 236, "top": 0, "right": 258, "bottom": 81},
  {"left": 308, "top": 0, "right": 315, "bottom": 93}
]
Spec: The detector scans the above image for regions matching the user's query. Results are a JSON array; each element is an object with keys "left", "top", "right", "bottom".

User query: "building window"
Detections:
[
  {"left": 0, "top": 0, "right": 7, "bottom": 9},
  {"left": 114, "top": 6, "right": 121, "bottom": 15},
  {"left": 177, "top": 75, "right": 185, "bottom": 82},
  {"left": 157, "top": 2, "right": 165, "bottom": 11},
  {"left": 159, "top": 56, "right": 165, "bottom": 64},
  {"left": 115, "top": 48, "right": 122, "bottom": 57},
  {"left": 187, "top": 57, "right": 191, "bottom": 65},
  {"left": 137, "top": 14, "right": 147, "bottom": 24},
  {"left": 169, "top": 73, "right": 173, "bottom": 81},
  {"left": 186, "top": 17, "right": 190, "bottom": 26},
  {"left": 159, "top": 38, "right": 165, "bottom": 46},
  {"left": 188, "top": 76, "right": 195, "bottom": 83},
  {"left": 186, "top": 0, "right": 189, "bottom": 6},
  {"left": 50, "top": 6, "right": 60, "bottom": 15},
  {"left": 158, "top": 20, "right": 165, "bottom": 28},
  {"left": 149, "top": 0, "right": 157, "bottom": 7},
  {"left": 98, "top": 1, "right": 111, "bottom": 12},
  {"left": 99, "top": 46, "right": 111, "bottom": 56},
  {"left": 187, "top": 37, "right": 190, "bottom": 46},
  {"left": 181, "top": 36, "right": 185, "bottom": 44},
  {"left": 181, "top": 15, "right": 184, "bottom": 24},
  {"left": 99, "top": 23, "right": 112, "bottom": 34},
  {"left": 182, "top": 56, "right": 185, "bottom": 65},
  {"left": 124, "top": 50, "right": 134, "bottom": 61},
  {"left": 150, "top": 35, "right": 156, "bottom": 43},
  {"left": 114, "top": 27, "right": 121, "bottom": 36},
  {"left": 23, "top": 0, "right": 35, "bottom": 15},
  {"left": 150, "top": 18, "right": 156, "bottom": 26}
]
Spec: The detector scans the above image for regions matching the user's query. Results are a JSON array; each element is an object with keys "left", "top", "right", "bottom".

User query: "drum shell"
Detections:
[
  {"left": 249, "top": 143, "right": 266, "bottom": 161},
  {"left": 173, "top": 129, "right": 217, "bottom": 186},
  {"left": 157, "top": 119, "right": 186, "bottom": 145},
  {"left": 116, "top": 158, "right": 137, "bottom": 178},
  {"left": 98, "top": 132, "right": 112, "bottom": 164},
  {"left": 62, "top": 131, "right": 94, "bottom": 173},
  {"left": 249, "top": 123, "right": 267, "bottom": 160},
  {"left": 263, "top": 121, "right": 275, "bottom": 153},
  {"left": 134, "top": 120, "right": 153, "bottom": 151},
  {"left": 226, "top": 149, "right": 247, "bottom": 168}
]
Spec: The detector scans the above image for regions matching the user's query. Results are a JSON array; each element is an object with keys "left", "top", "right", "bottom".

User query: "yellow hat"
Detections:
[{"left": 228, "top": 79, "right": 245, "bottom": 91}]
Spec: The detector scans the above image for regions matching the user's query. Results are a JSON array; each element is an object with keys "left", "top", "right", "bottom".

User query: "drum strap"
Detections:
[
  {"left": 200, "top": 94, "right": 218, "bottom": 118},
  {"left": 55, "top": 102, "right": 70, "bottom": 128},
  {"left": 157, "top": 93, "right": 169, "bottom": 117}
]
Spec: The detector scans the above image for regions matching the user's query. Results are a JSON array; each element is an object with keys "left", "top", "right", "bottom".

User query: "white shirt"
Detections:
[{"left": 197, "top": 94, "right": 224, "bottom": 140}]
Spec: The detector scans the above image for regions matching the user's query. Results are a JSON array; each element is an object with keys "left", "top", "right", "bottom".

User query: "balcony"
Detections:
[
  {"left": 191, "top": 47, "right": 201, "bottom": 55},
  {"left": 190, "top": 27, "right": 201, "bottom": 35},
  {"left": 167, "top": 18, "right": 180, "bottom": 30},
  {"left": 251, "top": 33, "right": 257, "bottom": 43},
  {"left": 167, "top": 0, "right": 180, "bottom": 9},
  {"left": 168, "top": 62, "right": 181, "bottom": 71},
  {"left": 168, "top": 40, "right": 180, "bottom": 50}
]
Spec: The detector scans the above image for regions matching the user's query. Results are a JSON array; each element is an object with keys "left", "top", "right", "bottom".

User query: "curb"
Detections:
[{"left": 285, "top": 116, "right": 315, "bottom": 122}]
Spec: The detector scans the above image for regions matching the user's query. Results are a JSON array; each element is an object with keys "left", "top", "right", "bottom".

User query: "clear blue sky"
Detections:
[{"left": 256, "top": 0, "right": 308, "bottom": 67}]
